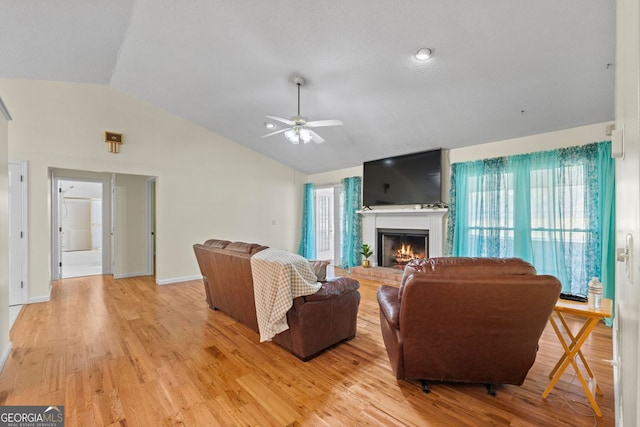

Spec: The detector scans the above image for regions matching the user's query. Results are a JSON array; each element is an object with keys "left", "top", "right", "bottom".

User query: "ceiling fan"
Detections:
[{"left": 261, "top": 76, "right": 343, "bottom": 144}]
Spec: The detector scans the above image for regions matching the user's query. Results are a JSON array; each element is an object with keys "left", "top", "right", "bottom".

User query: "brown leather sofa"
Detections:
[
  {"left": 377, "top": 257, "right": 561, "bottom": 392},
  {"left": 193, "top": 239, "right": 361, "bottom": 361}
]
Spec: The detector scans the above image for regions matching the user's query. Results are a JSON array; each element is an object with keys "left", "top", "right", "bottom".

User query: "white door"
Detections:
[
  {"left": 613, "top": 0, "right": 640, "bottom": 424},
  {"left": 315, "top": 186, "right": 341, "bottom": 263},
  {"left": 8, "top": 161, "right": 26, "bottom": 305},
  {"left": 111, "top": 173, "right": 116, "bottom": 274}
]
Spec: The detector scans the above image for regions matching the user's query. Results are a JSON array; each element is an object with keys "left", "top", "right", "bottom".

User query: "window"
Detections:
[{"left": 447, "top": 142, "right": 615, "bottom": 297}]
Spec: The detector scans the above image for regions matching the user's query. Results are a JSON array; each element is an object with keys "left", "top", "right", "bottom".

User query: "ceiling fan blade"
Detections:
[
  {"left": 306, "top": 119, "right": 343, "bottom": 128},
  {"left": 261, "top": 128, "right": 288, "bottom": 138},
  {"left": 309, "top": 130, "right": 325, "bottom": 144},
  {"left": 265, "top": 115, "right": 294, "bottom": 126}
]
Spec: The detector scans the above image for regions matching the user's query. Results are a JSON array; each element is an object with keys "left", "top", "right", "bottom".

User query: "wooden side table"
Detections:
[{"left": 542, "top": 297, "right": 612, "bottom": 417}]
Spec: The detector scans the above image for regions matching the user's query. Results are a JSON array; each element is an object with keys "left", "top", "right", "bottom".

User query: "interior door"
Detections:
[
  {"left": 315, "top": 187, "right": 335, "bottom": 262},
  {"left": 8, "top": 161, "right": 25, "bottom": 305},
  {"left": 613, "top": 0, "right": 640, "bottom": 423}
]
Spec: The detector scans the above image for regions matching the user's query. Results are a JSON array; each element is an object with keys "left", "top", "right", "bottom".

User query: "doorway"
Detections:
[
  {"left": 52, "top": 169, "right": 157, "bottom": 281},
  {"left": 56, "top": 179, "right": 104, "bottom": 278},
  {"left": 314, "top": 185, "right": 340, "bottom": 263}
]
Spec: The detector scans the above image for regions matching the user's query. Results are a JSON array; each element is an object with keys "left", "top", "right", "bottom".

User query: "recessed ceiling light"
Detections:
[
  {"left": 415, "top": 48, "right": 433, "bottom": 61},
  {"left": 264, "top": 122, "right": 275, "bottom": 129}
]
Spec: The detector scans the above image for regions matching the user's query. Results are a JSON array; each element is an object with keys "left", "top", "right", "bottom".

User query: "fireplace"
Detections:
[
  {"left": 377, "top": 228, "right": 429, "bottom": 269},
  {"left": 360, "top": 208, "right": 446, "bottom": 267}
]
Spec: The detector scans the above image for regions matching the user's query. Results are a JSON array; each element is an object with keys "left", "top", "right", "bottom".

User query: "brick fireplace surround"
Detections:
[{"left": 354, "top": 208, "right": 448, "bottom": 284}]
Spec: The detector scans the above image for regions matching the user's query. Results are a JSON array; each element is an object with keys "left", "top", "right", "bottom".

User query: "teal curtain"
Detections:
[
  {"left": 340, "top": 176, "right": 362, "bottom": 269},
  {"left": 447, "top": 141, "right": 615, "bottom": 308},
  {"left": 597, "top": 143, "right": 616, "bottom": 326},
  {"left": 298, "top": 183, "right": 316, "bottom": 259},
  {"left": 446, "top": 157, "right": 511, "bottom": 258}
]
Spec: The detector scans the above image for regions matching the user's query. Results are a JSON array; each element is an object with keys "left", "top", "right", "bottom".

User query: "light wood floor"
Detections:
[{"left": 0, "top": 274, "right": 615, "bottom": 426}]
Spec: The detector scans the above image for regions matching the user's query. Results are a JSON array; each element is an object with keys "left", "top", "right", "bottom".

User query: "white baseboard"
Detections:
[
  {"left": 28, "top": 295, "right": 50, "bottom": 304},
  {"left": 113, "top": 272, "right": 147, "bottom": 279},
  {"left": 156, "top": 275, "right": 202, "bottom": 285},
  {"left": 0, "top": 342, "right": 12, "bottom": 373}
]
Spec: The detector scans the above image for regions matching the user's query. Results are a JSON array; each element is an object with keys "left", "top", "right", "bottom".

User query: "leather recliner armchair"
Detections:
[{"left": 377, "top": 257, "right": 561, "bottom": 392}]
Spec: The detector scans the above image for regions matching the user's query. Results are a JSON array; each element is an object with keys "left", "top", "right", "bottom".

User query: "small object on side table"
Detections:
[
  {"left": 587, "top": 277, "right": 603, "bottom": 310},
  {"left": 559, "top": 292, "right": 588, "bottom": 303}
]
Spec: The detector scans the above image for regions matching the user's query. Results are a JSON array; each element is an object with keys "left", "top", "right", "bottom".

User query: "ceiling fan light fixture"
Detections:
[
  {"left": 284, "top": 128, "right": 299, "bottom": 144},
  {"left": 415, "top": 47, "right": 433, "bottom": 61},
  {"left": 262, "top": 74, "right": 343, "bottom": 144},
  {"left": 299, "top": 128, "right": 312, "bottom": 144}
]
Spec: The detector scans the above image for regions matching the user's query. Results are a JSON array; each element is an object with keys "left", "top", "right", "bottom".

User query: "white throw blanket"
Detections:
[{"left": 250, "top": 248, "right": 322, "bottom": 342}]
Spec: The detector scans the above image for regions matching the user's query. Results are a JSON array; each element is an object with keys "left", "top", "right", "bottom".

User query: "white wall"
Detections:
[
  {"left": 448, "top": 122, "right": 613, "bottom": 164},
  {"left": 309, "top": 122, "right": 613, "bottom": 191},
  {"left": 1, "top": 79, "right": 306, "bottom": 300},
  {"left": 309, "top": 165, "right": 363, "bottom": 186},
  {"left": 0, "top": 97, "right": 10, "bottom": 369},
  {"left": 113, "top": 174, "right": 147, "bottom": 278}
]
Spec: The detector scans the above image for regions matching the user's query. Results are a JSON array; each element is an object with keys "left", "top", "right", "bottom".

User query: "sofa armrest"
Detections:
[
  {"left": 377, "top": 285, "right": 400, "bottom": 329},
  {"left": 302, "top": 277, "right": 360, "bottom": 302}
]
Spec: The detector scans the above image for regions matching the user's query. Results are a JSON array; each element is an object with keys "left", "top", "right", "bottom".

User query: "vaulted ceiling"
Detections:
[{"left": 0, "top": 1, "right": 615, "bottom": 174}]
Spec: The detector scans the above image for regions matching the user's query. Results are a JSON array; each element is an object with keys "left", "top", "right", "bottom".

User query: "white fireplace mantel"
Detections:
[{"left": 359, "top": 208, "right": 448, "bottom": 267}]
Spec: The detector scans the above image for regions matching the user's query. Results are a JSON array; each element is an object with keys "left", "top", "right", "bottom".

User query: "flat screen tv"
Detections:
[{"left": 363, "top": 149, "right": 442, "bottom": 207}]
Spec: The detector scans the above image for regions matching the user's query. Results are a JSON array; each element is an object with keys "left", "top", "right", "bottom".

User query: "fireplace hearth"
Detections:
[{"left": 377, "top": 228, "right": 429, "bottom": 269}]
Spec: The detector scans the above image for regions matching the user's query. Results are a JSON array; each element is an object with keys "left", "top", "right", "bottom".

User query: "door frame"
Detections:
[
  {"left": 52, "top": 175, "right": 109, "bottom": 280},
  {"left": 8, "top": 160, "right": 28, "bottom": 305},
  {"left": 313, "top": 184, "right": 341, "bottom": 264},
  {"left": 110, "top": 174, "right": 116, "bottom": 275},
  {"left": 146, "top": 177, "right": 156, "bottom": 276}
]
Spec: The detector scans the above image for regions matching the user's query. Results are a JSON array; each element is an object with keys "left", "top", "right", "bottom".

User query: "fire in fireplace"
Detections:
[{"left": 377, "top": 228, "right": 429, "bottom": 269}]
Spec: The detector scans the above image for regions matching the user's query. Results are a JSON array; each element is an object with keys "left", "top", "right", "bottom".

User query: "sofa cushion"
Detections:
[
  {"left": 308, "top": 260, "right": 330, "bottom": 281},
  {"left": 225, "top": 241, "right": 268, "bottom": 255},
  {"left": 398, "top": 257, "right": 537, "bottom": 302},
  {"left": 203, "top": 239, "right": 231, "bottom": 248},
  {"left": 303, "top": 277, "right": 360, "bottom": 302}
]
